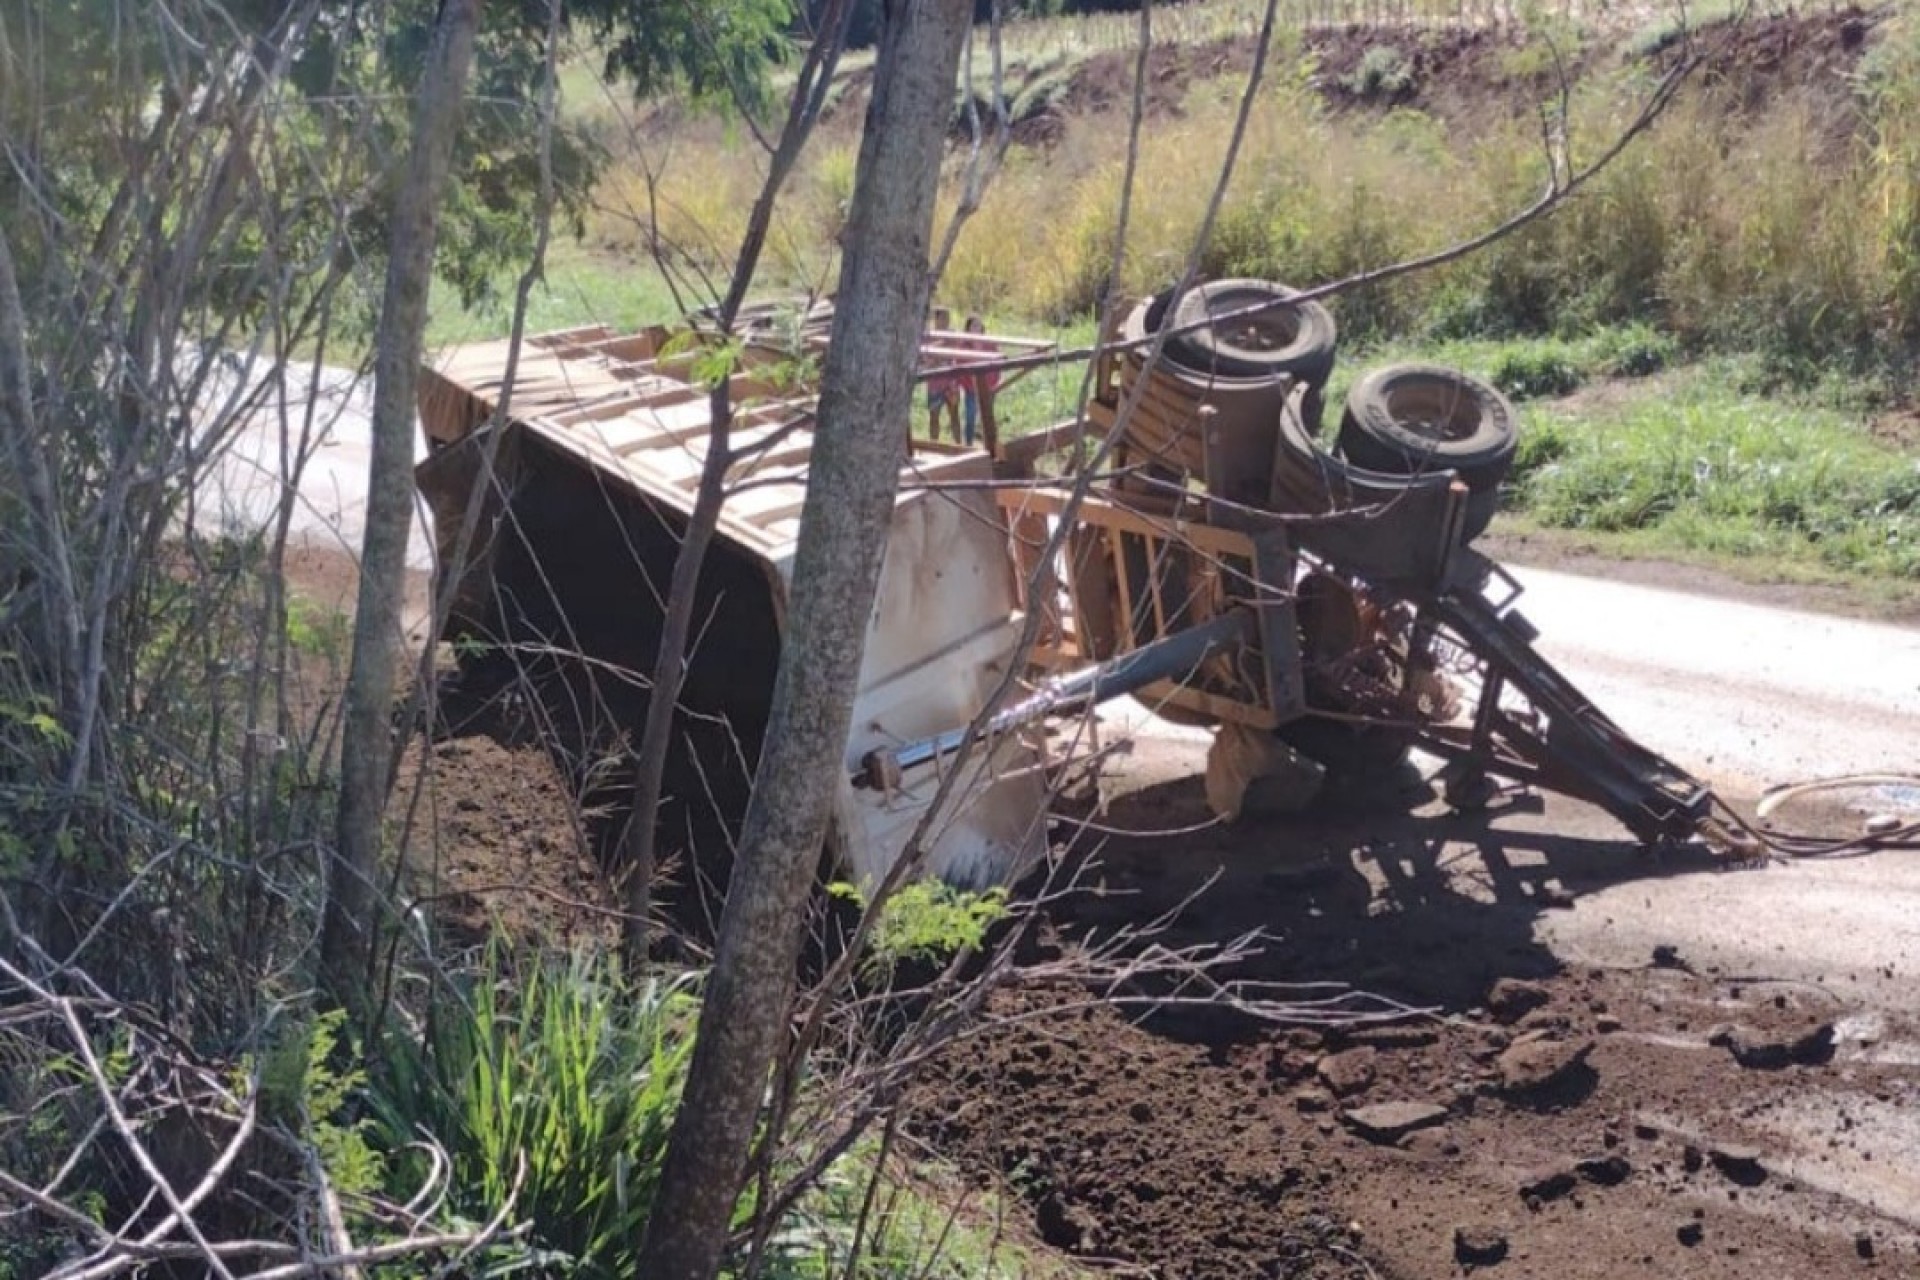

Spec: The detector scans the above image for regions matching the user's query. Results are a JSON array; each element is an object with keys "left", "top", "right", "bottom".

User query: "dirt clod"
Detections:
[
  {"left": 1498, "top": 1032, "right": 1596, "bottom": 1093},
  {"left": 1519, "top": 1168, "right": 1579, "bottom": 1205},
  {"left": 1454, "top": 1224, "right": 1510, "bottom": 1267},
  {"left": 1723, "top": 1022, "right": 1836, "bottom": 1070},
  {"left": 1576, "top": 1154, "right": 1632, "bottom": 1187},
  {"left": 1709, "top": 1144, "right": 1768, "bottom": 1186},
  {"left": 1486, "top": 977, "right": 1552, "bottom": 1024},
  {"left": 1317, "top": 1046, "right": 1378, "bottom": 1097},
  {"left": 1342, "top": 1100, "right": 1449, "bottom": 1144}
]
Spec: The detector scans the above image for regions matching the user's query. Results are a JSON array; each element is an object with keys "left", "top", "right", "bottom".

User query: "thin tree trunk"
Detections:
[
  {"left": 0, "top": 230, "right": 82, "bottom": 724},
  {"left": 635, "top": 1, "right": 973, "bottom": 1275},
  {"left": 322, "top": 0, "right": 480, "bottom": 1006}
]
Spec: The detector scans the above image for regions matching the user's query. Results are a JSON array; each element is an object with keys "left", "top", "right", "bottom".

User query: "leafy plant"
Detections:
[
  {"left": 831, "top": 881, "right": 1010, "bottom": 978},
  {"left": 1339, "top": 46, "right": 1416, "bottom": 102},
  {"left": 1588, "top": 323, "right": 1678, "bottom": 378},
  {"left": 261, "top": 1009, "right": 385, "bottom": 1198},
  {"left": 368, "top": 952, "right": 698, "bottom": 1277},
  {"left": 1488, "top": 341, "right": 1582, "bottom": 399}
]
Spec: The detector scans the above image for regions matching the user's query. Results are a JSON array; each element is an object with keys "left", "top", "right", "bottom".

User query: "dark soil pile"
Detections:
[
  {"left": 390, "top": 682, "right": 618, "bottom": 948},
  {"left": 908, "top": 772, "right": 1918, "bottom": 1279}
]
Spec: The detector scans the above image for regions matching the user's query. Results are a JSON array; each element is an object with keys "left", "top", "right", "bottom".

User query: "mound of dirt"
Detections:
[
  {"left": 389, "top": 684, "right": 618, "bottom": 949},
  {"left": 908, "top": 753, "right": 1920, "bottom": 1279},
  {"left": 904, "top": 8, "right": 1889, "bottom": 148},
  {"left": 1655, "top": 7, "right": 1883, "bottom": 117}
]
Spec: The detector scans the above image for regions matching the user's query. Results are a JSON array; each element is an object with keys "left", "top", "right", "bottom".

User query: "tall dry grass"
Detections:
[{"left": 583, "top": 20, "right": 1920, "bottom": 374}]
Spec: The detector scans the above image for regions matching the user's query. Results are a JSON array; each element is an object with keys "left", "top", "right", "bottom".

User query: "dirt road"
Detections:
[{"left": 920, "top": 564, "right": 1920, "bottom": 1279}]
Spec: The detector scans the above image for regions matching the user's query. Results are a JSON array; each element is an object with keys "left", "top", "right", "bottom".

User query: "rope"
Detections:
[{"left": 1704, "top": 773, "right": 1920, "bottom": 861}]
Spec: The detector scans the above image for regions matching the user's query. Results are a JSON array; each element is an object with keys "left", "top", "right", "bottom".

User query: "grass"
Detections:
[
  {"left": 424, "top": 241, "right": 686, "bottom": 351},
  {"left": 1507, "top": 363, "right": 1920, "bottom": 581},
  {"left": 1319, "top": 329, "right": 1920, "bottom": 583},
  {"left": 760, "top": 1149, "right": 1090, "bottom": 1280}
]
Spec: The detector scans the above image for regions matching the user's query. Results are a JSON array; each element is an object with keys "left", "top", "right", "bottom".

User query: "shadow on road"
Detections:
[{"left": 1041, "top": 761, "right": 1726, "bottom": 1036}]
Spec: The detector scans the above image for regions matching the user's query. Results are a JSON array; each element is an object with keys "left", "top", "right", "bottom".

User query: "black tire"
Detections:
[
  {"left": 1336, "top": 363, "right": 1516, "bottom": 540},
  {"left": 1337, "top": 363, "right": 1516, "bottom": 476},
  {"left": 1165, "top": 279, "right": 1338, "bottom": 388}
]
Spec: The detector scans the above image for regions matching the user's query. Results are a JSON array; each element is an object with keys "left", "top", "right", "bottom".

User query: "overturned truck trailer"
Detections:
[
  {"left": 414, "top": 316, "right": 1054, "bottom": 889},
  {"left": 415, "top": 284, "right": 1717, "bottom": 897}
]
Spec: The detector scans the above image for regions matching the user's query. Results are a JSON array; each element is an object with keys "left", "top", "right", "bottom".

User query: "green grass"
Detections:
[
  {"left": 759, "top": 1150, "right": 1088, "bottom": 1280},
  {"left": 1507, "top": 362, "right": 1920, "bottom": 581},
  {"left": 425, "top": 241, "right": 686, "bottom": 351},
  {"left": 1319, "top": 329, "right": 1920, "bottom": 586}
]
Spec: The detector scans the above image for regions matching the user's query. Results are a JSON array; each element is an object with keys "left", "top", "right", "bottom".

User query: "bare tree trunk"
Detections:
[
  {"left": 322, "top": 0, "right": 480, "bottom": 1005},
  {"left": 634, "top": 1, "right": 973, "bottom": 1275},
  {"left": 0, "top": 231, "right": 82, "bottom": 726}
]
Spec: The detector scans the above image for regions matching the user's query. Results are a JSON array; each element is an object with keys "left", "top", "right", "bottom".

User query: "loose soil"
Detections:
[{"left": 907, "top": 764, "right": 1920, "bottom": 1279}]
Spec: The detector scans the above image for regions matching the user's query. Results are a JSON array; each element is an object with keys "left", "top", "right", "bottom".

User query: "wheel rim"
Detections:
[
  {"left": 1202, "top": 289, "right": 1303, "bottom": 353},
  {"left": 1381, "top": 379, "right": 1481, "bottom": 444}
]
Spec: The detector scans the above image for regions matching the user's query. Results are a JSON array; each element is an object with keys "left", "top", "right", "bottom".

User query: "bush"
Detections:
[
  {"left": 1340, "top": 46, "right": 1417, "bottom": 102},
  {"left": 1588, "top": 323, "right": 1678, "bottom": 378},
  {"left": 1488, "top": 340, "right": 1582, "bottom": 399}
]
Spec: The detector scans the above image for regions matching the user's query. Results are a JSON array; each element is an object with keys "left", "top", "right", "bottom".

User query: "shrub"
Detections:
[
  {"left": 1488, "top": 340, "right": 1582, "bottom": 399},
  {"left": 1340, "top": 46, "right": 1417, "bottom": 102},
  {"left": 1588, "top": 323, "right": 1678, "bottom": 378}
]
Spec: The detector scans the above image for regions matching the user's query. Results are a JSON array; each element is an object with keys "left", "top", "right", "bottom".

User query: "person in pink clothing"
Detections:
[{"left": 961, "top": 313, "right": 1001, "bottom": 454}]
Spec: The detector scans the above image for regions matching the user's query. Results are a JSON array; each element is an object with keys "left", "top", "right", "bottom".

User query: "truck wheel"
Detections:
[
  {"left": 1166, "top": 278, "right": 1338, "bottom": 388},
  {"left": 1336, "top": 363, "right": 1516, "bottom": 539}
]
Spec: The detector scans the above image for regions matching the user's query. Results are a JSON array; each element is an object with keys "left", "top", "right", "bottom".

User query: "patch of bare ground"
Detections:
[
  {"left": 389, "top": 680, "right": 620, "bottom": 949},
  {"left": 280, "top": 540, "right": 624, "bottom": 949},
  {"left": 957, "top": 6, "right": 1891, "bottom": 147},
  {"left": 912, "top": 772, "right": 1920, "bottom": 1279},
  {"left": 1869, "top": 401, "right": 1920, "bottom": 452},
  {"left": 1656, "top": 6, "right": 1885, "bottom": 122}
]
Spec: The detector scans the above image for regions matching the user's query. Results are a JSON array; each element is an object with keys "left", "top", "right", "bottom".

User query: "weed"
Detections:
[
  {"left": 759, "top": 1150, "right": 1071, "bottom": 1279},
  {"left": 1488, "top": 340, "right": 1582, "bottom": 399},
  {"left": 830, "top": 881, "right": 1010, "bottom": 978},
  {"left": 1587, "top": 323, "right": 1678, "bottom": 378},
  {"left": 1340, "top": 45, "right": 1416, "bottom": 102}
]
